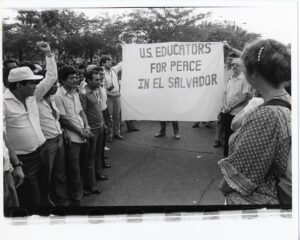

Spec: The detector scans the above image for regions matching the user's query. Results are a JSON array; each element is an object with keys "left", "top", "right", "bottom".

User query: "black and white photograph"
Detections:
[{"left": 1, "top": 0, "right": 297, "bottom": 228}]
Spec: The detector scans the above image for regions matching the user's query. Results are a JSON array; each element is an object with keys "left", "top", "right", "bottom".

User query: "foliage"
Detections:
[{"left": 3, "top": 8, "right": 261, "bottom": 64}]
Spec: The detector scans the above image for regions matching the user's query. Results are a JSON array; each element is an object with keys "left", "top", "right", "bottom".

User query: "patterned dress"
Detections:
[{"left": 218, "top": 94, "right": 291, "bottom": 204}]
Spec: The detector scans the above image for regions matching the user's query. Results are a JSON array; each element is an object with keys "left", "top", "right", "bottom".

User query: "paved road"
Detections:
[{"left": 82, "top": 121, "right": 225, "bottom": 206}]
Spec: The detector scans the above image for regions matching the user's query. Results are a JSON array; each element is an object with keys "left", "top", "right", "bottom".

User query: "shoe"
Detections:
[
  {"left": 174, "top": 133, "right": 180, "bottom": 140},
  {"left": 213, "top": 140, "right": 221, "bottom": 148},
  {"left": 114, "top": 134, "right": 124, "bottom": 140},
  {"left": 103, "top": 163, "right": 111, "bottom": 169},
  {"left": 128, "top": 128, "right": 140, "bottom": 132},
  {"left": 104, "top": 146, "right": 110, "bottom": 151},
  {"left": 90, "top": 188, "right": 102, "bottom": 194},
  {"left": 192, "top": 122, "right": 200, "bottom": 128},
  {"left": 97, "top": 175, "right": 108, "bottom": 181},
  {"left": 155, "top": 132, "right": 165, "bottom": 137},
  {"left": 83, "top": 190, "right": 91, "bottom": 196}
]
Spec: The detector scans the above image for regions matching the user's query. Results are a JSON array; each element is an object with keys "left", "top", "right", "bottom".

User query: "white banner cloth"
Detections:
[{"left": 121, "top": 42, "right": 224, "bottom": 121}]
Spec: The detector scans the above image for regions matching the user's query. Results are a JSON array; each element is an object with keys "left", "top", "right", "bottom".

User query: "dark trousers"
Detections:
[
  {"left": 102, "top": 128, "right": 107, "bottom": 168},
  {"left": 17, "top": 144, "right": 49, "bottom": 207},
  {"left": 159, "top": 121, "right": 179, "bottom": 134},
  {"left": 45, "top": 135, "right": 69, "bottom": 206},
  {"left": 65, "top": 142, "right": 83, "bottom": 206},
  {"left": 93, "top": 127, "right": 105, "bottom": 179},
  {"left": 80, "top": 127, "right": 105, "bottom": 190},
  {"left": 222, "top": 113, "right": 235, "bottom": 157},
  {"left": 4, "top": 171, "right": 19, "bottom": 216},
  {"left": 215, "top": 119, "right": 225, "bottom": 142}
]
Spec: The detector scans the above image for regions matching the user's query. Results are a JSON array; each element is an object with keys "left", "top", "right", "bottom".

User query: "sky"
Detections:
[{"left": 2, "top": 1, "right": 297, "bottom": 45}]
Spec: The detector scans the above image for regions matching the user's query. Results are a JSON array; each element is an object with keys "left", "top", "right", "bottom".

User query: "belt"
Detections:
[
  {"left": 47, "top": 134, "right": 62, "bottom": 142},
  {"left": 18, "top": 143, "right": 46, "bottom": 158}
]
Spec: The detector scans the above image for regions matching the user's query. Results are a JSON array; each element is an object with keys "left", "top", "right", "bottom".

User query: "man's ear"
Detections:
[{"left": 16, "top": 82, "right": 22, "bottom": 89}]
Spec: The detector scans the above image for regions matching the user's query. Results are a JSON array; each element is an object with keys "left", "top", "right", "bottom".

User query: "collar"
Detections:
[
  {"left": 61, "top": 86, "right": 76, "bottom": 96},
  {"left": 84, "top": 85, "right": 93, "bottom": 94},
  {"left": 4, "top": 88, "right": 16, "bottom": 100},
  {"left": 230, "top": 72, "right": 244, "bottom": 81},
  {"left": 4, "top": 89, "right": 25, "bottom": 104}
]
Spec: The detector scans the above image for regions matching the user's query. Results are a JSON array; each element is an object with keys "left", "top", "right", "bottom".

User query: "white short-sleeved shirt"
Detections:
[
  {"left": 103, "top": 62, "right": 122, "bottom": 94},
  {"left": 224, "top": 72, "right": 250, "bottom": 115},
  {"left": 38, "top": 95, "right": 62, "bottom": 139},
  {"left": 54, "top": 86, "right": 85, "bottom": 143}
]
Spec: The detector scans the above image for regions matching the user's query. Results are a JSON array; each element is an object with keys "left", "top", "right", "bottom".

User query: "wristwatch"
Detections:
[{"left": 13, "top": 161, "right": 23, "bottom": 168}]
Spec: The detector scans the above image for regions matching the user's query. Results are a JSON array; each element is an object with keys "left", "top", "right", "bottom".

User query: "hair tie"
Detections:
[{"left": 257, "top": 46, "right": 264, "bottom": 62}]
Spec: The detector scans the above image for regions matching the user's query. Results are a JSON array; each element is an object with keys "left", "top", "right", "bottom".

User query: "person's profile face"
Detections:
[
  {"left": 104, "top": 59, "right": 112, "bottom": 69},
  {"left": 78, "top": 71, "right": 85, "bottom": 83},
  {"left": 231, "top": 62, "right": 241, "bottom": 75},
  {"left": 99, "top": 72, "right": 105, "bottom": 83},
  {"left": 19, "top": 81, "right": 37, "bottom": 97},
  {"left": 63, "top": 73, "right": 78, "bottom": 89},
  {"left": 88, "top": 74, "right": 101, "bottom": 90}
]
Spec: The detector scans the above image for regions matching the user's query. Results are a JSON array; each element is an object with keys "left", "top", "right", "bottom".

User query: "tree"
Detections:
[
  {"left": 122, "top": 8, "right": 208, "bottom": 43},
  {"left": 3, "top": 8, "right": 261, "bottom": 63}
]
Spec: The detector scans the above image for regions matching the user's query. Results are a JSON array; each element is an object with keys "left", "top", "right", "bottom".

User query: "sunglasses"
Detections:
[{"left": 231, "top": 63, "right": 240, "bottom": 67}]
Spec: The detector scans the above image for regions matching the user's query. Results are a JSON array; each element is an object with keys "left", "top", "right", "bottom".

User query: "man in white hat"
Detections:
[{"left": 3, "top": 42, "right": 58, "bottom": 207}]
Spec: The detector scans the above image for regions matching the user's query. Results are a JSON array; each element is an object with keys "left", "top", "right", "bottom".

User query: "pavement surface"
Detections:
[{"left": 82, "top": 121, "right": 225, "bottom": 206}]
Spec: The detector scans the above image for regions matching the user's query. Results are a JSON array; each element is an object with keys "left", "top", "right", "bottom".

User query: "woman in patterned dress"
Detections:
[{"left": 218, "top": 39, "right": 291, "bottom": 204}]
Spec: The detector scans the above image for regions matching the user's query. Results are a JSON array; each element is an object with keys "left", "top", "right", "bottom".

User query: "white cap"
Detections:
[{"left": 8, "top": 67, "right": 44, "bottom": 83}]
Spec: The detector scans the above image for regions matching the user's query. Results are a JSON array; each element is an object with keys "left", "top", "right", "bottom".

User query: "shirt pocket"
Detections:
[{"left": 63, "top": 98, "right": 75, "bottom": 115}]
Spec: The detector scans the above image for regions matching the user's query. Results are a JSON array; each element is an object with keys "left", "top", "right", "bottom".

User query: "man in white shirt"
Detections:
[
  {"left": 220, "top": 58, "right": 250, "bottom": 156},
  {"left": 38, "top": 77, "right": 70, "bottom": 206},
  {"left": 99, "top": 55, "right": 124, "bottom": 141},
  {"left": 55, "top": 65, "right": 92, "bottom": 206},
  {"left": 4, "top": 42, "right": 56, "bottom": 207}
]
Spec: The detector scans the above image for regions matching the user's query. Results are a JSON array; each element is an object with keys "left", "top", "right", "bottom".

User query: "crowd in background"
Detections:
[{"left": 3, "top": 37, "right": 291, "bottom": 215}]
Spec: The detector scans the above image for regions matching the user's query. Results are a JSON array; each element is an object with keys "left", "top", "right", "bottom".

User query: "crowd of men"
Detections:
[
  {"left": 3, "top": 41, "right": 134, "bottom": 211},
  {"left": 3, "top": 40, "right": 291, "bottom": 213}
]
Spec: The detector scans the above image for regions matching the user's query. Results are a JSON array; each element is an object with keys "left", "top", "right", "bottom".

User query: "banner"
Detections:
[{"left": 121, "top": 42, "right": 224, "bottom": 121}]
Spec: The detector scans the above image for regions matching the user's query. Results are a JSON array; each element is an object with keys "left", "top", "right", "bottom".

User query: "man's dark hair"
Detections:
[
  {"left": 78, "top": 63, "right": 86, "bottom": 70},
  {"left": 85, "top": 70, "right": 100, "bottom": 81},
  {"left": 58, "top": 65, "right": 77, "bottom": 84},
  {"left": 99, "top": 55, "right": 112, "bottom": 66}
]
